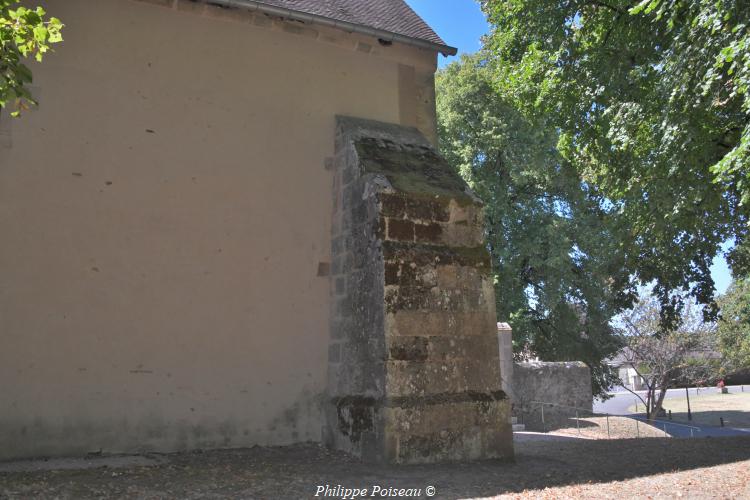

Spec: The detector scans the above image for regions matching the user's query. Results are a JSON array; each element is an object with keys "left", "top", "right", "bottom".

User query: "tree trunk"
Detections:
[{"left": 650, "top": 383, "right": 669, "bottom": 422}]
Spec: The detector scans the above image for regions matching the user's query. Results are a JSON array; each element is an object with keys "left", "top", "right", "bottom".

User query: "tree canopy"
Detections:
[
  {"left": 717, "top": 278, "right": 750, "bottom": 368},
  {"left": 436, "top": 55, "right": 625, "bottom": 395},
  {"left": 480, "top": 0, "right": 750, "bottom": 324},
  {"left": 1, "top": 1, "right": 62, "bottom": 115}
]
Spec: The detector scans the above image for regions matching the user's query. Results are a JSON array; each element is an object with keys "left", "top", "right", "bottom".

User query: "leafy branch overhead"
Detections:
[
  {"left": 0, "top": 1, "right": 63, "bottom": 115},
  {"left": 480, "top": 0, "right": 750, "bottom": 323}
]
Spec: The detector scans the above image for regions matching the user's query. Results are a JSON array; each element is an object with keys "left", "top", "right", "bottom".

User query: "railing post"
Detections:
[
  {"left": 606, "top": 413, "right": 611, "bottom": 439},
  {"left": 576, "top": 410, "right": 580, "bottom": 436},
  {"left": 636, "top": 418, "right": 640, "bottom": 438}
]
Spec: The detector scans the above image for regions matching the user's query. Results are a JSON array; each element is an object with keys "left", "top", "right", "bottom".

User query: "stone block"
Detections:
[
  {"left": 387, "top": 336, "right": 430, "bottom": 362},
  {"left": 384, "top": 263, "right": 400, "bottom": 286},
  {"left": 387, "top": 334, "right": 500, "bottom": 363},
  {"left": 386, "top": 397, "right": 509, "bottom": 435},
  {"left": 334, "top": 277, "right": 346, "bottom": 295},
  {"left": 384, "top": 286, "right": 485, "bottom": 314},
  {"left": 441, "top": 222, "right": 484, "bottom": 247},
  {"left": 448, "top": 201, "right": 477, "bottom": 224},
  {"left": 382, "top": 398, "right": 512, "bottom": 464},
  {"left": 331, "top": 235, "right": 343, "bottom": 256},
  {"left": 317, "top": 262, "right": 331, "bottom": 276},
  {"left": 434, "top": 265, "right": 486, "bottom": 293},
  {"left": 414, "top": 222, "right": 442, "bottom": 243},
  {"left": 383, "top": 262, "right": 437, "bottom": 288},
  {"left": 387, "top": 218, "right": 415, "bottom": 241},
  {"left": 436, "top": 265, "right": 459, "bottom": 289},
  {"left": 385, "top": 359, "right": 501, "bottom": 396},
  {"left": 382, "top": 241, "right": 492, "bottom": 272},
  {"left": 405, "top": 197, "right": 448, "bottom": 222},
  {"left": 385, "top": 310, "right": 495, "bottom": 337},
  {"left": 379, "top": 193, "right": 406, "bottom": 218},
  {"left": 328, "top": 343, "right": 341, "bottom": 363}
]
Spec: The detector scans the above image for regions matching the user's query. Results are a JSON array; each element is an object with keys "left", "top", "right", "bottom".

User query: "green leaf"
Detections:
[{"left": 0, "top": 4, "right": 63, "bottom": 115}]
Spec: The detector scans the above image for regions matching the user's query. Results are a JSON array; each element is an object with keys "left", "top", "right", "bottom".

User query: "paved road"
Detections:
[{"left": 594, "top": 385, "right": 750, "bottom": 438}]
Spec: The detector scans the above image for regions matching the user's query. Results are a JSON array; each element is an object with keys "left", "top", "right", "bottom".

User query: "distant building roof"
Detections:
[
  {"left": 607, "top": 347, "right": 722, "bottom": 367},
  {"left": 241, "top": 0, "right": 457, "bottom": 55}
]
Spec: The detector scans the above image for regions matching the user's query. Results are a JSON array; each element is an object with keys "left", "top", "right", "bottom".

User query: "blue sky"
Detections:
[
  {"left": 405, "top": 0, "right": 486, "bottom": 67},
  {"left": 405, "top": 0, "right": 734, "bottom": 295}
]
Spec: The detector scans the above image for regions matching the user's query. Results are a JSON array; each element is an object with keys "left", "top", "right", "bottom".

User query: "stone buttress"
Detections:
[{"left": 324, "top": 116, "right": 513, "bottom": 463}]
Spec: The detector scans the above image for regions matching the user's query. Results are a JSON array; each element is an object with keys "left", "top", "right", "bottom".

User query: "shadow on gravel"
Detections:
[{"left": 1, "top": 437, "right": 750, "bottom": 498}]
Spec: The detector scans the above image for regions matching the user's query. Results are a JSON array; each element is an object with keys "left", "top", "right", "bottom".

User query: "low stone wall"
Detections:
[{"left": 512, "top": 361, "right": 592, "bottom": 431}]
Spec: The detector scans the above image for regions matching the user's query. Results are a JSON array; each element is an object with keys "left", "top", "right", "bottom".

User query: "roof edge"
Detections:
[{"left": 209, "top": 0, "right": 458, "bottom": 56}]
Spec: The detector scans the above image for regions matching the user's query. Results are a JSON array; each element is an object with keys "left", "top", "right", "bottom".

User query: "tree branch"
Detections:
[
  {"left": 586, "top": 1, "right": 627, "bottom": 15},
  {"left": 619, "top": 383, "right": 648, "bottom": 409}
]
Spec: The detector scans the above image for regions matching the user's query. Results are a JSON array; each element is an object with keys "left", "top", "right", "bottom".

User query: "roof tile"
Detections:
[{"left": 254, "top": 0, "right": 449, "bottom": 48}]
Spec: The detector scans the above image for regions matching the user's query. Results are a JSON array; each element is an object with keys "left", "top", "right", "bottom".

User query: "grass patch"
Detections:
[{"left": 629, "top": 391, "right": 750, "bottom": 427}]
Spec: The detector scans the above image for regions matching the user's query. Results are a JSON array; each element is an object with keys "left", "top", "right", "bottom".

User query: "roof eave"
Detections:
[{"left": 209, "top": 0, "right": 458, "bottom": 56}]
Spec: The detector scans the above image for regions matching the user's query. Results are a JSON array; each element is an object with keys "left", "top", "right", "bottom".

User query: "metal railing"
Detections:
[
  {"left": 523, "top": 401, "right": 702, "bottom": 439},
  {"left": 627, "top": 414, "right": 703, "bottom": 438}
]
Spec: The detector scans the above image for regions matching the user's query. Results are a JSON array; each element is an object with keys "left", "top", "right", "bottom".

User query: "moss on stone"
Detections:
[{"left": 354, "top": 138, "right": 474, "bottom": 206}]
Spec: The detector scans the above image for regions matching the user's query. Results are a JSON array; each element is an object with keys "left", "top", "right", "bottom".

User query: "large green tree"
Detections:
[
  {"left": 437, "top": 55, "right": 625, "bottom": 395},
  {"left": 481, "top": 0, "right": 750, "bottom": 325},
  {"left": 717, "top": 278, "right": 750, "bottom": 368},
  {"left": 1, "top": 1, "right": 62, "bottom": 115}
]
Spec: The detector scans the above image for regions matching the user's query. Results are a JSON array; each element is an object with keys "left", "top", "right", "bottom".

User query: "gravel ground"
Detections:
[{"left": 1, "top": 436, "right": 749, "bottom": 499}]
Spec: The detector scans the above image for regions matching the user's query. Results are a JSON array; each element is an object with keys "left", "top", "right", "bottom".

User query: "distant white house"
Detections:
[
  {"left": 607, "top": 346, "right": 723, "bottom": 391},
  {"left": 607, "top": 349, "right": 646, "bottom": 391}
]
